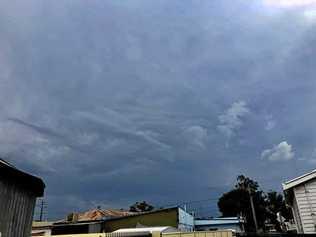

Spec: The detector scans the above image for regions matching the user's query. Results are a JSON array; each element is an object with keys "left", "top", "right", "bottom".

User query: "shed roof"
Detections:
[
  {"left": 282, "top": 169, "right": 316, "bottom": 191},
  {"left": 32, "top": 221, "right": 54, "bottom": 228},
  {"left": 105, "top": 206, "right": 181, "bottom": 222},
  {"left": 113, "top": 226, "right": 177, "bottom": 234},
  {"left": 53, "top": 220, "right": 103, "bottom": 227},
  {"left": 0, "top": 158, "right": 45, "bottom": 196},
  {"left": 195, "top": 217, "right": 243, "bottom": 226}
]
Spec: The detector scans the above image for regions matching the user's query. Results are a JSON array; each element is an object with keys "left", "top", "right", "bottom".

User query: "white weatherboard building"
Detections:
[{"left": 283, "top": 169, "right": 316, "bottom": 233}]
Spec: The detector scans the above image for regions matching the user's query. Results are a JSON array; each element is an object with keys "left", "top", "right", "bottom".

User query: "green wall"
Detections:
[{"left": 104, "top": 209, "right": 178, "bottom": 232}]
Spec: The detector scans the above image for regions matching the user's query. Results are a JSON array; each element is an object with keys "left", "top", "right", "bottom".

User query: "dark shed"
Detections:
[{"left": 0, "top": 159, "right": 45, "bottom": 237}]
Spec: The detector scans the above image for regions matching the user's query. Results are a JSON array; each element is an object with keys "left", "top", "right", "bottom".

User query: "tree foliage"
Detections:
[
  {"left": 235, "top": 175, "right": 259, "bottom": 193},
  {"left": 129, "top": 201, "right": 154, "bottom": 212},
  {"left": 218, "top": 175, "right": 292, "bottom": 232},
  {"left": 265, "top": 191, "right": 293, "bottom": 231}
]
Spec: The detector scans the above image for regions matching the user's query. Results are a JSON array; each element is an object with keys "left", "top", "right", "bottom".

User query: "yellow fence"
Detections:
[
  {"left": 49, "top": 231, "right": 233, "bottom": 237},
  {"left": 162, "top": 231, "right": 233, "bottom": 237},
  {"left": 49, "top": 233, "right": 136, "bottom": 237},
  {"left": 49, "top": 234, "right": 105, "bottom": 237}
]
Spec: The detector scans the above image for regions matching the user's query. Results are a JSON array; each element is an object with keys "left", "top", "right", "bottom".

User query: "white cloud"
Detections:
[
  {"left": 217, "top": 101, "right": 250, "bottom": 139},
  {"left": 183, "top": 125, "right": 208, "bottom": 148},
  {"left": 265, "top": 115, "right": 276, "bottom": 131},
  {"left": 304, "top": 9, "right": 316, "bottom": 22},
  {"left": 261, "top": 141, "right": 294, "bottom": 161},
  {"left": 263, "top": 0, "right": 316, "bottom": 23},
  {"left": 263, "top": 0, "right": 316, "bottom": 7}
]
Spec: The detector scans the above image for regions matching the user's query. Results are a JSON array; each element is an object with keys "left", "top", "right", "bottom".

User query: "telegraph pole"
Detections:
[
  {"left": 39, "top": 199, "right": 44, "bottom": 221},
  {"left": 248, "top": 187, "right": 258, "bottom": 233}
]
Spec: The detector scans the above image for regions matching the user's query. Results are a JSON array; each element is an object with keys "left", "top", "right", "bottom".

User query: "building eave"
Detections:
[
  {"left": 283, "top": 169, "right": 316, "bottom": 191},
  {"left": 0, "top": 158, "right": 45, "bottom": 196}
]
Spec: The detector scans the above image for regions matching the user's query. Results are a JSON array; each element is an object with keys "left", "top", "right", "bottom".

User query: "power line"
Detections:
[{"left": 157, "top": 197, "right": 220, "bottom": 209}]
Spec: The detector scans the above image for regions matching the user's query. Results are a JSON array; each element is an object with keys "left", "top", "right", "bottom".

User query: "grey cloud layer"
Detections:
[{"left": 1, "top": 0, "right": 316, "bottom": 218}]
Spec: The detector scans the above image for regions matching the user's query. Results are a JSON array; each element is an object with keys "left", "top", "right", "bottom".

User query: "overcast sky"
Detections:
[{"left": 1, "top": 0, "right": 316, "bottom": 219}]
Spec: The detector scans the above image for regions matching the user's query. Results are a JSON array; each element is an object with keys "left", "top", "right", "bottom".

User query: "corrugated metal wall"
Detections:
[
  {"left": 104, "top": 209, "right": 178, "bottom": 232},
  {"left": 0, "top": 179, "right": 37, "bottom": 237},
  {"left": 178, "top": 208, "right": 194, "bottom": 232},
  {"left": 294, "top": 179, "right": 316, "bottom": 233}
]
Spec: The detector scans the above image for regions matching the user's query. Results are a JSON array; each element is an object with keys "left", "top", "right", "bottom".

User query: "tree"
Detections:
[
  {"left": 235, "top": 175, "right": 259, "bottom": 193},
  {"left": 235, "top": 175, "right": 261, "bottom": 232},
  {"left": 129, "top": 201, "right": 154, "bottom": 212},
  {"left": 218, "top": 188, "right": 267, "bottom": 232},
  {"left": 217, "top": 175, "right": 288, "bottom": 232},
  {"left": 218, "top": 189, "right": 250, "bottom": 217},
  {"left": 265, "top": 191, "right": 293, "bottom": 231}
]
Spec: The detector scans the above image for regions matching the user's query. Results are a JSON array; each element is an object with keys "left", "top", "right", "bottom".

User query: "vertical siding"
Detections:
[
  {"left": 0, "top": 179, "right": 36, "bottom": 237},
  {"left": 294, "top": 179, "right": 316, "bottom": 233}
]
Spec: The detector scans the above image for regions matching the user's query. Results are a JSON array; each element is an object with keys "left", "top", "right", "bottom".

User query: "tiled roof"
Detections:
[{"left": 76, "top": 209, "right": 134, "bottom": 221}]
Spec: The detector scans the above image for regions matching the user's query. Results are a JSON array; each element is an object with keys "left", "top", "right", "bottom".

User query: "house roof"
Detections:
[
  {"left": 0, "top": 158, "right": 45, "bottom": 196},
  {"left": 113, "top": 226, "right": 178, "bottom": 234},
  {"left": 55, "top": 209, "right": 135, "bottom": 224},
  {"left": 282, "top": 169, "right": 316, "bottom": 191},
  {"left": 77, "top": 209, "right": 134, "bottom": 221},
  {"left": 56, "top": 207, "right": 183, "bottom": 225}
]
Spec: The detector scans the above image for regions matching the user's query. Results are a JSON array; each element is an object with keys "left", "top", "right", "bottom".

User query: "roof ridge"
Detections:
[
  {"left": 284, "top": 169, "right": 316, "bottom": 184},
  {"left": 0, "top": 158, "right": 16, "bottom": 168},
  {"left": 283, "top": 168, "right": 316, "bottom": 190}
]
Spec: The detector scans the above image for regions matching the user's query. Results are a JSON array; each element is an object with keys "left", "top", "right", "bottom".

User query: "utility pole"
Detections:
[
  {"left": 248, "top": 188, "right": 258, "bottom": 233},
  {"left": 34, "top": 198, "right": 47, "bottom": 221},
  {"left": 39, "top": 199, "right": 44, "bottom": 221}
]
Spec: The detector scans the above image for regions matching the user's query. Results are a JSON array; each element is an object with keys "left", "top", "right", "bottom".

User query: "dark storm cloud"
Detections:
[{"left": 1, "top": 0, "right": 316, "bottom": 218}]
